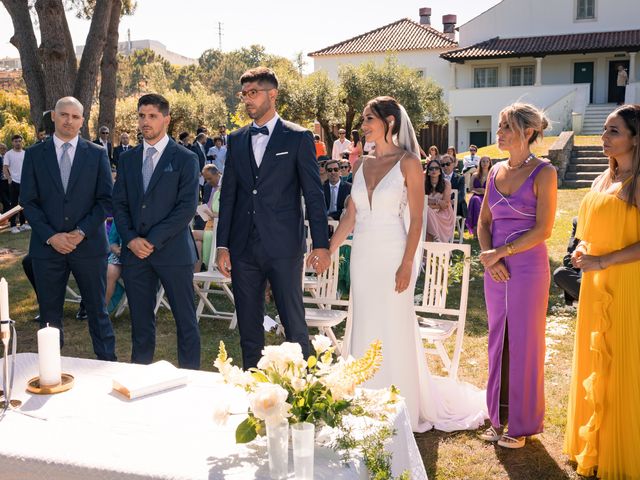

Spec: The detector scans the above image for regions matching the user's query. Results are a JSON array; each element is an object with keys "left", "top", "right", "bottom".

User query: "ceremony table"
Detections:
[{"left": 0, "top": 353, "right": 427, "bottom": 479}]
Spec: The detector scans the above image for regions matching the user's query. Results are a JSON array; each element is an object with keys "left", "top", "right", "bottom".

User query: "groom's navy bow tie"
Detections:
[{"left": 250, "top": 125, "right": 269, "bottom": 136}]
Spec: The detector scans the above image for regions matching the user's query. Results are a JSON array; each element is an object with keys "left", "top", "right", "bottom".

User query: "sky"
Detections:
[{"left": 0, "top": 0, "right": 498, "bottom": 70}]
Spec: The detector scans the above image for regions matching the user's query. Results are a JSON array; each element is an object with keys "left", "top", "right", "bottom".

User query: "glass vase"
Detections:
[
  {"left": 266, "top": 420, "right": 289, "bottom": 479},
  {"left": 292, "top": 422, "right": 315, "bottom": 480}
]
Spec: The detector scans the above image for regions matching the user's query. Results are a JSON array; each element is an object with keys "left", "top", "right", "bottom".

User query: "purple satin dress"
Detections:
[
  {"left": 465, "top": 176, "right": 485, "bottom": 235},
  {"left": 484, "top": 161, "right": 550, "bottom": 437}
]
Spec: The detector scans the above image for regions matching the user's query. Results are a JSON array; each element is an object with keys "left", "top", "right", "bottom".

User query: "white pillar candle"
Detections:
[
  {"left": 0, "top": 278, "right": 9, "bottom": 335},
  {"left": 37, "top": 324, "right": 61, "bottom": 387}
]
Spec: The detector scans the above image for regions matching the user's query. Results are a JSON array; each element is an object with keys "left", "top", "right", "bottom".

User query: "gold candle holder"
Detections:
[{"left": 27, "top": 373, "right": 74, "bottom": 395}]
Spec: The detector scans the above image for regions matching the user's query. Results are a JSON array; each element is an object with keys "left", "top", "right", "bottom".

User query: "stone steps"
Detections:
[
  {"left": 564, "top": 171, "right": 602, "bottom": 181},
  {"left": 567, "top": 163, "right": 608, "bottom": 172},
  {"left": 582, "top": 103, "right": 617, "bottom": 135},
  {"left": 563, "top": 179, "right": 595, "bottom": 188}
]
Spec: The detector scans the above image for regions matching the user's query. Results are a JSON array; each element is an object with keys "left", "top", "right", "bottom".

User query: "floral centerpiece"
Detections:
[{"left": 214, "top": 335, "right": 392, "bottom": 440}]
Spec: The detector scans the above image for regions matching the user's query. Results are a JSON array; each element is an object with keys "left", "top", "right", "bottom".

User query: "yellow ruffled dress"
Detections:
[{"left": 564, "top": 181, "right": 640, "bottom": 479}]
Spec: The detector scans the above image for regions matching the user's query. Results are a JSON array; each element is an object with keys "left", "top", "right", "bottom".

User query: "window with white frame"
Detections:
[
  {"left": 510, "top": 65, "right": 535, "bottom": 86},
  {"left": 474, "top": 67, "right": 498, "bottom": 88},
  {"left": 576, "top": 0, "right": 595, "bottom": 20}
]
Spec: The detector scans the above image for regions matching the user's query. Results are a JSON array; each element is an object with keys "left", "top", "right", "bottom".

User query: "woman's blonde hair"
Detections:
[{"left": 499, "top": 102, "right": 549, "bottom": 146}]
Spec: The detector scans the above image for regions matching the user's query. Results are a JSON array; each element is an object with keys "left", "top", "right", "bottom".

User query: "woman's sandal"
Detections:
[
  {"left": 497, "top": 433, "right": 525, "bottom": 449},
  {"left": 478, "top": 425, "right": 501, "bottom": 442}
]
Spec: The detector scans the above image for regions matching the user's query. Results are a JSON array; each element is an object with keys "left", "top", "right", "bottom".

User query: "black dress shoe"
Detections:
[{"left": 76, "top": 306, "right": 88, "bottom": 321}]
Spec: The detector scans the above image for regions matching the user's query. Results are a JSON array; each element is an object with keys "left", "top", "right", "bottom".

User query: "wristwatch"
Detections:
[{"left": 75, "top": 228, "right": 86, "bottom": 237}]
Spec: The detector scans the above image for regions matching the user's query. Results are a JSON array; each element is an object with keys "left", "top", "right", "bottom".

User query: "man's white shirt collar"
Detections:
[
  {"left": 143, "top": 134, "right": 170, "bottom": 169},
  {"left": 53, "top": 133, "right": 79, "bottom": 150}
]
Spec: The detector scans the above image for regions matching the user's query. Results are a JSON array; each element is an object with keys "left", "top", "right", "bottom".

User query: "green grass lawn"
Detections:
[{"left": 0, "top": 188, "right": 592, "bottom": 479}]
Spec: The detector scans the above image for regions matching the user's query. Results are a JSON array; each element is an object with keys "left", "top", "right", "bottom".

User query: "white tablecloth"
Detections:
[{"left": 0, "top": 354, "right": 426, "bottom": 479}]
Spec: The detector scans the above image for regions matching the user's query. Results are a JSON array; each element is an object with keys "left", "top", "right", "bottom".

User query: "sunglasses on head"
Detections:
[{"left": 326, "top": 167, "right": 340, "bottom": 172}]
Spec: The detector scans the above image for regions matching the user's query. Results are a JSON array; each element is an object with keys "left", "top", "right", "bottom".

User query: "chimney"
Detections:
[
  {"left": 419, "top": 7, "right": 432, "bottom": 26},
  {"left": 442, "top": 14, "right": 457, "bottom": 40}
]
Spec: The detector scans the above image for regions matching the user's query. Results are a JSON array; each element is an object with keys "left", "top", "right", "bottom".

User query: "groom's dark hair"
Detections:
[
  {"left": 240, "top": 67, "right": 279, "bottom": 89},
  {"left": 138, "top": 93, "right": 170, "bottom": 116}
]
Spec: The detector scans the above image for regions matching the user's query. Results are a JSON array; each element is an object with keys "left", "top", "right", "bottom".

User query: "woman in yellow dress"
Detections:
[{"left": 564, "top": 104, "right": 640, "bottom": 479}]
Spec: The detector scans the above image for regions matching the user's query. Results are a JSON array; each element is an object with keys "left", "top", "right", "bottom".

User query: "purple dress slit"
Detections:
[{"left": 484, "top": 161, "right": 550, "bottom": 437}]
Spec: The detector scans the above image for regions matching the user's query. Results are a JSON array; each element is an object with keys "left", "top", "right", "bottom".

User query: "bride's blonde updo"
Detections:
[
  {"left": 499, "top": 102, "right": 549, "bottom": 145},
  {"left": 366, "top": 96, "right": 402, "bottom": 143}
]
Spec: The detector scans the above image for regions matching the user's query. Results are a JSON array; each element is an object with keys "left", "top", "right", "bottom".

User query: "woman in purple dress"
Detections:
[
  {"left": 465, "top": 156, "right": 492, "bottom": 235},
  {"left": 476, "top": 103, "right": 557, "bottom": 449}
]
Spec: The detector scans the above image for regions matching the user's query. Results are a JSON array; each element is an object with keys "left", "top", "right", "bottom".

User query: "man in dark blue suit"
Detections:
[
  {"left": 113, "top": 94, "right": 200, "bottom": 369},
  {"left": 323, "top": 159, "right": 352, "bottom": 221},
  {"left": 19, "top": 96, "right": 116, "bottom": 360},
  {"left": 216, "top": 67, "right": 330, "bottom": 369}
]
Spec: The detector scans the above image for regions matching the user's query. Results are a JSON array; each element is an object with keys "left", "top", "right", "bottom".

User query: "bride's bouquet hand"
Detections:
[{"left": 395, "top": 261, "right": 412, "bottom": 293}]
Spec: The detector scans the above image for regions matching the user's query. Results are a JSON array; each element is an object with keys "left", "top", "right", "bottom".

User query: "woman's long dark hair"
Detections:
[
  {"left": 351, "top": 130, "right": 360, "bottom": 147},
  {"left": 366, "top": 96, "right": 401, "bottom": 144},
  {"left": 425, "top": 160, "right": 445, "bottom": 195},
  {"left": 610, "top": 104, "right": 640, "bottom": 206}
]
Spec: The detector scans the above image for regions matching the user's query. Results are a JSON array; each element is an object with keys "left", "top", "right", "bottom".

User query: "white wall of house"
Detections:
[
  {"left": 452, "top": 52, "right": 636, "bottom": 105},
  {"left": 448, "top": 83, "right": 590, "bottom": 151},
  {"left": 312, "top": 50, "right": 452, "bottom": 94},
  {"left": 459, "top": 0, "right": 640, "bottom": 47}
]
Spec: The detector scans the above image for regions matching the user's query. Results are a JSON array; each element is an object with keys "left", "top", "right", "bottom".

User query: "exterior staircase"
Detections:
[
  {"left": 563, "top": 145, "right": 609, "bottom": 188},
  {"left": 582, "top": 103, "right": 617, "bottom": 135}
]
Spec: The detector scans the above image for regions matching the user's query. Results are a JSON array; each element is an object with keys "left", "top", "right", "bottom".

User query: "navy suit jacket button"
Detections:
[
  {"left": 252, "top": 189, "right": 257, "bottom": 195},
  {"left": 64, "top": 216, "right": 69, "bottom": 221},
  {"left": 142, "top": 204, "right": 146, "bottom": 209}
]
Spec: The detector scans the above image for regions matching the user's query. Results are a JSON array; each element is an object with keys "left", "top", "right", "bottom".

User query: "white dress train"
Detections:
[{"left": 343, "top": 158, "right": 488, "bottom": 433}]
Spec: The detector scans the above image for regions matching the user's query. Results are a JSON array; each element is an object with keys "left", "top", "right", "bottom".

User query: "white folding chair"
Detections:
[
  {"left": 192, "top": 219, "right": 237, "bottom": 328},
  {"left": 452, "top": 189, "right": 466, "bottom": 244},
  {"left": 279, "top": 238, "right": 350, "bottom": 353},
  {"left": 303, "top": 219, "right": 339, "bottom": 297},
  {"left": 415, "top": 242, "right": 471, "bottom": 379}
]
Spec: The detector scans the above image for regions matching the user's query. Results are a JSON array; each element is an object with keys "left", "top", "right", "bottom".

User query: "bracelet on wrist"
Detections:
[{"left": 506, "top": 242, "right": 516, "bottom": 256}]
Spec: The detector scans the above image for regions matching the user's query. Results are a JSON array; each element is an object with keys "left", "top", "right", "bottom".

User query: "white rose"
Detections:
[
  {"left": 257, "top": 343, "right": 305, "bottom": 373},
  {"left": 311, "top": 335, "right": 332, "bottom": 355},
  {"left": 321, "top": 370, "right": 356, "bottom": 401},
  {"left": 290, "top": 376, "right": 307, "bottom": 392},
  {"left": 212, "top": 401, "right": 231, "bottom": 426},
  {"left": 248, "top": 383, "right": 291, "bottom": 426}
]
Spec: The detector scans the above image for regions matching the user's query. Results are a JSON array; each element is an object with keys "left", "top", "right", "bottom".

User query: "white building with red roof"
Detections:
[
  {"left": 309, "top": 8, "right": 458, "bottom": 97},
  {"left": 442, "top": 0, "right": 640, "bottom": 150}
]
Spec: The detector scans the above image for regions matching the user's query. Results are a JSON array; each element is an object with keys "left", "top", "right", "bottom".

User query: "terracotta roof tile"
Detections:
[
  {"left": 309, "top": 18, "right": 457, "bottom": 57},
  {"left": 441, "top": 30, "right": 640, "bottom": 62}
]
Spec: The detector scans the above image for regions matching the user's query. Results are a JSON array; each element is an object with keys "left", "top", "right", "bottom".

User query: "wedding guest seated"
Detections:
[
  {"left": 446, "top": 146, "right": 460, "bottom": 172},
  {"left": 178, "top": 131, "right": 192, "bottom": 148},
  {"left": 318, "top": 159, "right": 328, "bottom": 184},
  {"left": 424, "top": 159, "right": 455, "bottom": 242},
  {"left": 106, "top": 221, "right": 124, "bottom": 312},
  {"left": 339, "top": 158, "right": 353, "bottom": 183},
  {"left": 441, "top": 154, "right": 467, "bottom": 218},
  {"left": 427, "top": 145, "right": 440, "bottom": 162},
  {"left": 466, "top": 156, "right": 492, "bottom": 236},
  {"left": 207, "top": 136, "right": 227, "bottom": 173},
  {"left": 463, "top": 145, "right": 480, "bottom": 191},
  {"left": 323, "top": 159, "right": 351, "bottom": 221},
  {"left": 192, "top": 164, "right": 221, "bottom": 271},
  {"left": 553, "top": 216, "right": 581, "bottom": 305}
]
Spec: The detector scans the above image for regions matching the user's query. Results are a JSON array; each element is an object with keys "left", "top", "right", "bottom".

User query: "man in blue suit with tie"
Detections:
[
  {"left": 216, "top": 67, "right": 330, "bottom": 369},
  {"left": 20, "top": 96, "right": 116, "bottom": 360},
  {"left": 113, "top": 94, "right": 200, "bottom": 369}
]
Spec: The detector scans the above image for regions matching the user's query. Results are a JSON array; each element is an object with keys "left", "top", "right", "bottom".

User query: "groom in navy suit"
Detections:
[
  {"left": 19, "top": 96, "right": 116, "bottom": 360},
  {"left": 113, "top": 93, "right": 201, "bottom": 369},
  {"left": 216, "top": 67, "right": 330, "bottom": 369}
]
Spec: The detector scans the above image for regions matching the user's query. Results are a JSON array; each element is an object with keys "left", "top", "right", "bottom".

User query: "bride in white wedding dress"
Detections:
[{"left": 329, "top": 96, "right": 487, "bottom": 433}]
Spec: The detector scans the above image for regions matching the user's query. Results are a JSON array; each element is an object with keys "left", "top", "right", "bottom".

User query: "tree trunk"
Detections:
[
  {"left": 73, "top": 0, "right": 114, "bottom": 138},
  {"left": 34, "top": 0, "right": 77, "bottom": 108},
  {"left": 2, "top": 0, "right": 46, "bottom": 129},
  {"left": 97, "top": 0, "right": 121, "bottom": 142}
]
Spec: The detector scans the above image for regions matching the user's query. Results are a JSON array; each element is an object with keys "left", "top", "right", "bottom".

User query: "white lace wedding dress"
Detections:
[{"left": 343, "top": 157, "right": 488, "bottom": 433}]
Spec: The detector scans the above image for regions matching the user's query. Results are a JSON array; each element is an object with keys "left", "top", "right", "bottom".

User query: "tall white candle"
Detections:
[
  {"left": 0, "top": 278, "right": 10, "bottom": 336},
  {"left": 37, "top": 324, "right": 62, "bottom": 387}
]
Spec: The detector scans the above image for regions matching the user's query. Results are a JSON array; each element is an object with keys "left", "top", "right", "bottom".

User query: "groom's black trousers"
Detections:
[{"left": 231, "top": 227, "right": 309, "bottom": 369}]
